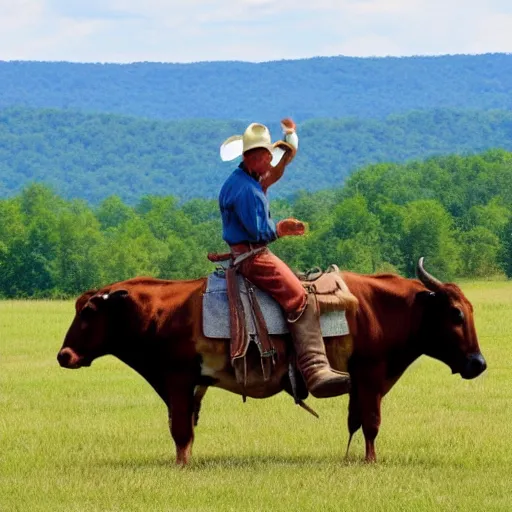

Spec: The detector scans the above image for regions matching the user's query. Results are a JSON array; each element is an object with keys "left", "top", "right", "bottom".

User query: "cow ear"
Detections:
[
  {"left": 76, "top": 289, "right": 98, "bottom": 313},
  {"left": 80, "top": 289, "right": 129, "bottom": 319},
  {"left": 88, "top": 289, "right": 129, "bottom": 309},
  {"left": 102, "top": 289, "right": 130, "bottom": 315},
  {"left": 106, "top": 289, "right": 129, "bottom": 301}
]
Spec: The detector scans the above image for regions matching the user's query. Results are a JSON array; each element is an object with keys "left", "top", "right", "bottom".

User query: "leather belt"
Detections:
[{"left": 229, "top": 242, "right": 267, "bottom": 267}]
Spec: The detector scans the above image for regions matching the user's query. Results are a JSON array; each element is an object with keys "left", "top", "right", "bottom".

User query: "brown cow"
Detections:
[{"left": 57, "top": 258, "right": 486, "bottom": 465}]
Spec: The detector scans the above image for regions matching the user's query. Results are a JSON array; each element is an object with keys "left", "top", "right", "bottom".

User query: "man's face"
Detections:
[{"left": 243, "top": 148, "right": 272, "bottom": 177}]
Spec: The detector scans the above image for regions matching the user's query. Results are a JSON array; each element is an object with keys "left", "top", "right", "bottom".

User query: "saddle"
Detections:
[{"left": 204, "top": 251, "right": 358, "bottom": 397}]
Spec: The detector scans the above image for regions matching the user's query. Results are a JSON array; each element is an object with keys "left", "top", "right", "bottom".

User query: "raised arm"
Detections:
[{"left": 261, "top": 118, "right": 298, "bottom": 193}]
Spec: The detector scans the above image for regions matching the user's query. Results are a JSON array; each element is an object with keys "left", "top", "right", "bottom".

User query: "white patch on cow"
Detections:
[{"left": 200, "top": 361, "right": 219, "bottom": 378}]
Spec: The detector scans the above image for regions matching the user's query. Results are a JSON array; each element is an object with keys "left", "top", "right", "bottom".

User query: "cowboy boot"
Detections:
[{"left": 287, "top": 294, "right": 351, "bottom": 398}]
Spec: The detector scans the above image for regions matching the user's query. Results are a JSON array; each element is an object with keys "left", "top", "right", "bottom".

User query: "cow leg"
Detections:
[
  {"left": 193, "top": 385, "right": 208, "bottom": 426},
  {"left": 358, "top": 385, "right": 382, "bottom": 463},
  {"left": 167, "top": 374, "right": 196, "bottom": 466},
  {"left": 354, "top": 363, "right": 386, "bottom": 463},
  {"left": 345, "top": 383, "right": 361, "bottom": 458},
  {"left": 353, "top": 374, "right": 400, "bottom": 461}
]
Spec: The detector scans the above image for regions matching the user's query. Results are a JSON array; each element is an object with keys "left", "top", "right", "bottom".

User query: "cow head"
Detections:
[
  {"left": 416, "top": 258, "right": 486, "bottom": 379},
  {"left": 57, "top": 288, "right": 131, "bottom": 369}
]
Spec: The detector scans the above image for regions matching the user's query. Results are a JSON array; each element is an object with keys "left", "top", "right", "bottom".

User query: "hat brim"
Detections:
[
  {"left": 220, "top": 137, "right": 292, "bottom": 166},
  {"left": 220, "top": 136, "right": 244, "bottom": 162}
]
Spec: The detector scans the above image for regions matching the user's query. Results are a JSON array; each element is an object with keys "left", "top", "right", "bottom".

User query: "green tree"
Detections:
[
  {"left": 465, "top": 197, "right": 510, "bottom": 235},
  {"left": 502, "top": 218, "right": 512, "bottom": 277},
  {"left": 459, "top": 227, "right": 502, "bottom": 277},
  {"left": 96, "top": 195, "right": 135, "bottom": 230},
  {"left": 98, "top": 217, "right": 168, "bottom": 283},
  {"left": 136, "top": 196, "right": 193, "bottom": 240},
  {"left": 0, "top": 198, "right": 26, "bottom": 297},
  {"left": 9, "top": 185, "right": 62, "bottom": 296},
  {"left": 55, "top": 202, "right": 104, "bottom": 294},
  {"left": 312, "top": 195, "right": 381, "bottom": 272},
  {"left": 157, "top": 234, "right": 211, "bottom": 280},
  {"left": 401, "top": 200, "right": 461, "bottom": 279},
  {"left": 374, "top": 202, "right": 407, "bottom": 273}
]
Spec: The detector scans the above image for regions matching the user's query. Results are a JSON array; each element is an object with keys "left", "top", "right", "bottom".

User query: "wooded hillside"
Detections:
[
  {"left": 1, "top": 54, "right": 511, "bottom": 120},
  {"left": 1, "top": 107, "right": 511, "bottom": 203}
]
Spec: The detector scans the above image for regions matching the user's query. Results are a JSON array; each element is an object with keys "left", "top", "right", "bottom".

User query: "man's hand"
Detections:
[
  {"left": 281, "top": 118, "right": 296, "bottom": 134},
  {"left": 276, "top": 218, "right": 306, "bottom": 237}
]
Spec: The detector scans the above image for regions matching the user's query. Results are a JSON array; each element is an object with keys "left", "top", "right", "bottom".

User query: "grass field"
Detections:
[{"left": 1, "top": 281, "right": 511, "bottom": 511}]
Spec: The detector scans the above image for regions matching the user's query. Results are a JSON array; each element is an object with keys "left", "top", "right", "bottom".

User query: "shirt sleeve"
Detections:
[{"left": 236, "top": 187, "right": 277, "bottom": 243}]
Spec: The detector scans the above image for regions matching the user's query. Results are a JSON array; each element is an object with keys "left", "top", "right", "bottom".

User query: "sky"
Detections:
[{"left": 1, "top": 0, "right": 511, "bottom": 63}]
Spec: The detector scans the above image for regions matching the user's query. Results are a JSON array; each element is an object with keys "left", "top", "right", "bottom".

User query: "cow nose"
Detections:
[
  {"left": 462, "top": 353, "right": 487, "bottom": 379},
  {"left": 58, "top": 347, "right": 82, "bottom": 368},
  {"left": 57, "top": 350, "right": 71, "bottom": 367}
]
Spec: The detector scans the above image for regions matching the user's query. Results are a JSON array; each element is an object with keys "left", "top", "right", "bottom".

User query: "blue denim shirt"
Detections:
[{"left": 219, "top": 165, "right": 278, "bottom": 245}]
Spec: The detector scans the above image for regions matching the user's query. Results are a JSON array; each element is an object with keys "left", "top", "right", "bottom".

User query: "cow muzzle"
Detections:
[
  {"left": 460, "top": 352, "right": 487, "bottom": 379},
  {"left": 57, "top": 347, "right": 85, "bottom": 369}
]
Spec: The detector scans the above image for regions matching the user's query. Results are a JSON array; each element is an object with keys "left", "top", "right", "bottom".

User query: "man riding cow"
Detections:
[
  {"left": 56, "top": 122, "right": 487, "bottom": 466},
  {"left": 218, "top": 119, "right": 350, "bottom": 398}
]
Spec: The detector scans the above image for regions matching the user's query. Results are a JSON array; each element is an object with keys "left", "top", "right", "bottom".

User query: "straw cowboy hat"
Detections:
[{"left": 220, "top": 122, "right": 298, "bottom": 166}]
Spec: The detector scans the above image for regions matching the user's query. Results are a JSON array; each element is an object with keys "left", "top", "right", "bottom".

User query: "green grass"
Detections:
[{"left": 1, "top": 282, "right": 512, "bottom": 512}]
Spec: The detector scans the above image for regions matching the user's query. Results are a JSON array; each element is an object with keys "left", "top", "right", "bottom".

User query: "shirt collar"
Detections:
[{"left": 238, "top": 162, "right": 261, "bottom": 182}]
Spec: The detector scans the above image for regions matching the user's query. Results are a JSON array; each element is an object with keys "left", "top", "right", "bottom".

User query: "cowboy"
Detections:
[{"left": 218, "top": 119, "right": 350, "bottom": 398}]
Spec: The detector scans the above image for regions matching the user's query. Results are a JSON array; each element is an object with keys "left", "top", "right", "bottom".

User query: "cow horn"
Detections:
[{"left": 416, "top": 257, "right": 443, "bottom": 291}]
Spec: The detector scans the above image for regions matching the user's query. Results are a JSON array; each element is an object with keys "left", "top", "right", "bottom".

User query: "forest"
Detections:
[
  {"left": 1, "top": 107, "right": 512, "bottom": 203},
  {"left": 1, "top": 150, "right": 510, "bottom": 298},
  {"left": 2, "top": 54, "right": 511, "bottom": 297},
  {"left": 1, "top": 54, "right": 511, "bottom": 120}
]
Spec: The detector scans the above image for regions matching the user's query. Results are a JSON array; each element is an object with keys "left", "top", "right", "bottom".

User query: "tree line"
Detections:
[{"left": 0, "top": 149, "right": 510, "bottom": 298}]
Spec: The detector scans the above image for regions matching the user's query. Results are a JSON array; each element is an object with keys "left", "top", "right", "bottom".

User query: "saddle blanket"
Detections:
[{"left": 203, "top": 272, "right": 350, "bottom": 339}]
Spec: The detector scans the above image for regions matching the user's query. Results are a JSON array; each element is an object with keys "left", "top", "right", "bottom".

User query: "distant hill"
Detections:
[
  {"left": 1, "top": 107, "right": 512, "bottom": 203},
  {"left": 1, "top": 54, "right": 511, "bottom": 121}
]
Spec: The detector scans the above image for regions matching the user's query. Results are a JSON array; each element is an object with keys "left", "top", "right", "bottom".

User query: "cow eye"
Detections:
[{"left": 451, "top": 307, "right": 464, "bottom": 325}]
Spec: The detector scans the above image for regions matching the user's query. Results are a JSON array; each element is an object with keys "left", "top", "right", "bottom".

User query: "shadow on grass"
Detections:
[
  {"left": 95, "top": 453, "right": 374, "bottom": 471},
  {"left": 94, "top": 450, "right": 451, "bottom": 471},
  {"left": 192, "top": 454, "right": 366, "bottom": 470}
]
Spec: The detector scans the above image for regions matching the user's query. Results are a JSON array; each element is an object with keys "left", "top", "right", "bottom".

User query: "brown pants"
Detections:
[{"left": 230, "top": 244, "right": 307, "bottom": 316}]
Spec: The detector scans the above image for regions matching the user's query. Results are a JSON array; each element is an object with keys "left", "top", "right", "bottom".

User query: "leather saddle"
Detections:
[{"left": 204, "top": 251, "right": 358, "bottom": 394}]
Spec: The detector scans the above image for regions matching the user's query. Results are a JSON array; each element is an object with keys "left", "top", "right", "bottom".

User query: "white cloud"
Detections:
[{"left": 0, "top": 0, "right": 510, "bottom": 63}]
